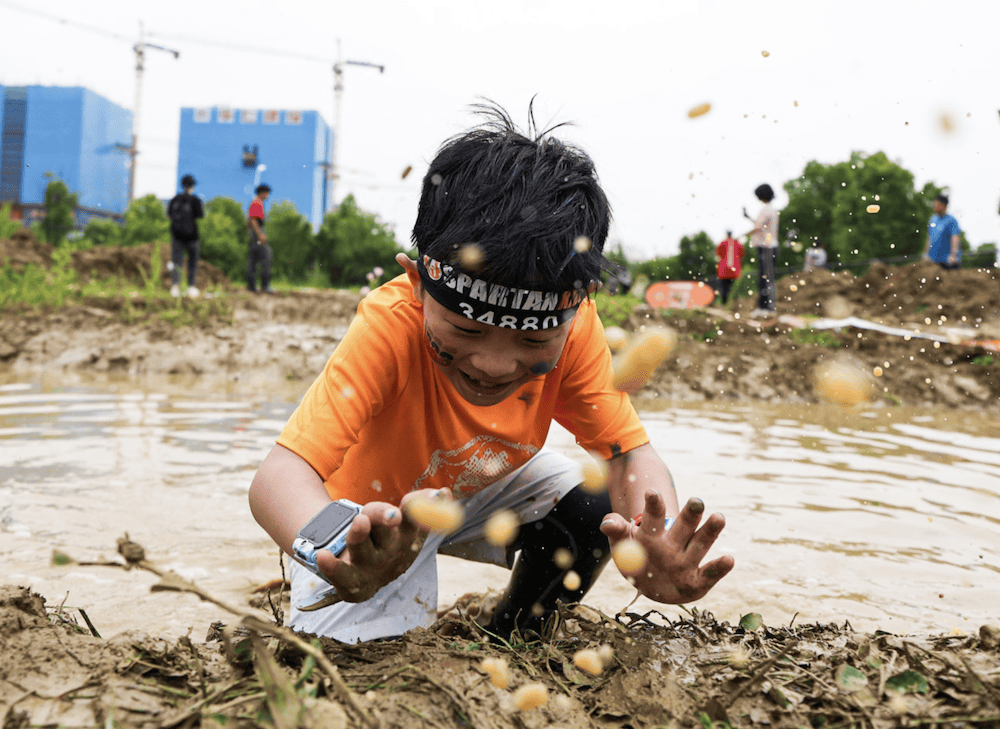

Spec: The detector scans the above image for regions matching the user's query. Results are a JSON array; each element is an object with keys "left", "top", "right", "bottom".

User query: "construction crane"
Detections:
[
  {"left": 129, "top": 22, "right": 179, "bottom": 203},
  {"left": 329, "top": 38, "right": 384, "bottom": 211}
]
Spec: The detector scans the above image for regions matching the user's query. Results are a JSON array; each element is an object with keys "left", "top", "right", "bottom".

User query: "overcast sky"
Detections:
[{"left": 2, "top": 0, "right": 997, "bottom": 260}]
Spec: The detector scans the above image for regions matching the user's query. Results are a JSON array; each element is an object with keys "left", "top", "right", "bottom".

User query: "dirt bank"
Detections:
[
  {"left": 2, "top": 240, "right": 999, "bottom": 409},
  {"left": 5, "top": 555, "right": 1000, "bottom": 729}
]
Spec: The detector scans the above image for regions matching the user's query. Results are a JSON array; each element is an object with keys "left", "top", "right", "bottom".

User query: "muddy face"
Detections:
[{"left": 418, "top": 291, "right": 573, "bottom": 407}]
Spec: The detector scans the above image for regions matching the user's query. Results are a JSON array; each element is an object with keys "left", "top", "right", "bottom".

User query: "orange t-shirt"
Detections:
[{"left": 277, "top": 275, "right": 649, "bottom": 506}]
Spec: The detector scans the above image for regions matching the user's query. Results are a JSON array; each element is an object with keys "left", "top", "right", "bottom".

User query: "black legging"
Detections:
[{"left": 487, "top": 485, "right": 612, "bottom": 638}]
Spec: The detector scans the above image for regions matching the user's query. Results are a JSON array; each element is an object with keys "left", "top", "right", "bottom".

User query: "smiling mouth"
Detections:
[{"left": 460, "top": 371, "right": 515, "bottom": 394}]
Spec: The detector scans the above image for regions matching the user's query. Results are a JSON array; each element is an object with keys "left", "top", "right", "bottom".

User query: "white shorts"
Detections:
[{"left": 287, "top": 450, "right": 582, "bottom": 643}]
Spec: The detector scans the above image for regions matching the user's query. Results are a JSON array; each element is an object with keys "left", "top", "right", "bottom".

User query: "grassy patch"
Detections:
[
  {"left": 1, "top": 242, "right": 232, "bottom": 328},
  {"left": 971, "top": 354, "right": 995, "bottom": 366},
  {"left": 788, "top": 327, "right": 842, "bottom": 348},
  {"left": 594, "top": 290, "right": 644, "bottom": 328}
]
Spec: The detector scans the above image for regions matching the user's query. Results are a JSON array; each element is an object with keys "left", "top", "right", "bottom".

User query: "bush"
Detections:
[
  {"left": 315, "top": 195, "right": 405, "bottom": 286},
  {"left": 122, "top": 194, "right": 170, "bottom": 247},
  {"left": 81, "top": 217, "right": 123, "bottom": 247},
  {"left": 0, "top": 203, "right": 22, "bottom": 240}
]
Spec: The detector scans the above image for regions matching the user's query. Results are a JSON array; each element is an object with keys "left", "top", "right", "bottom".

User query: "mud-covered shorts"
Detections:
[{"left": 287, "top": 450, "right": 582, "bottom": 643}]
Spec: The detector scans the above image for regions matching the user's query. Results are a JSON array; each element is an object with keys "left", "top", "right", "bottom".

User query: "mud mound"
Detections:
[
  {"left": 0, "top": 237, "right": 54, "bottom": 268},
  {"left": 747, "top": 260, "right": 1000, "bottom": 324},
  {"left": 4, "top": 582, "right": 999, "bottom": 728}
]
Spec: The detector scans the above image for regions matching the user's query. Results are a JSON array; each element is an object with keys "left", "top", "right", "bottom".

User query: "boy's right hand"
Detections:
[{"left": 313, "top": 490, "right": 442, "bottom": 602}]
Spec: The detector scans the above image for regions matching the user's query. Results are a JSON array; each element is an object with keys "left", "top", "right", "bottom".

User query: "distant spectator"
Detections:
[
  {"left": 167, "top": 174, "right": 205, "bottom": 298},
  {"left": 715, "top": 230, "right": 743, "bottom": 305},
  {"left": 803, "top": 239, "right": 827, "bottom": 272},
  {"left": 924, "top": 193, "right": 962, "bottom": 270},
  {"left": 743, "top": 183, "right": 780, "bottom": 317},
  {"left": 247, "top": 184, "right": 273, "bottom": 293}
]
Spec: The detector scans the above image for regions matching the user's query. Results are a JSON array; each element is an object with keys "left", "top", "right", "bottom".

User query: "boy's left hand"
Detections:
[{"left": 600, "top": 491, "right": 734, "bottom": 604}]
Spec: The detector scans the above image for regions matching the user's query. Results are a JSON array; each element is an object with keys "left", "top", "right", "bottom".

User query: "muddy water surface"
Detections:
[{"left": 1, "top": 372, "right": 997, "bottom": 641}]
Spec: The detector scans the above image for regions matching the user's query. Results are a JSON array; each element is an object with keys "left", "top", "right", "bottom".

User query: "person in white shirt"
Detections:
[{"left": 743, "top": 183, "right": 780, "bottom": 317}]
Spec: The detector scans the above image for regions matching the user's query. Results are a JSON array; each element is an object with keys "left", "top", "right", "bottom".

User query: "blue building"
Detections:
[
  {"left": 176, "top": 106, "right": 332, "bottom": 230},
  {"left": 0, "top": 85, "right": 132, "bottom": 225}
]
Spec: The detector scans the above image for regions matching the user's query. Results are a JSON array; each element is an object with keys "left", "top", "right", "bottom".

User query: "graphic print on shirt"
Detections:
[{"left": 412, "top": 434, "right": 539, "bottom": 495}]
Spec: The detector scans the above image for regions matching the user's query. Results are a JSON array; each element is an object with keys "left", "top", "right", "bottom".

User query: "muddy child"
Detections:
[{"left": 248, "top": 103, "right": 734, "bottom": 643}]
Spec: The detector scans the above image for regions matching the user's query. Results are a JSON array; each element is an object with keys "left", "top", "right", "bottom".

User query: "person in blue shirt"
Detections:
[{"left": 924, "top": 194, "right": 962, "bottom": 270}]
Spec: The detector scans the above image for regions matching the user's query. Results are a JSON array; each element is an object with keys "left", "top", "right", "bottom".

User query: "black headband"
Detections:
[{"left": 417, "top": 254, "right": 585, "bottom": 331}]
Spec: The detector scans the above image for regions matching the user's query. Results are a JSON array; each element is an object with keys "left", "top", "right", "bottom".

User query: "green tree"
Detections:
[
  {"left": 198, "top": 197, "right": 246, "bottom": 282},
  {"left": 122, "top": 194, "right": 170, "bottom": 247},
  {"left": 267, "top": 200, "right": 315, "bottom": 283},
  {"left": 632, "top": 256, "right": 679, "bottom": 282},
  {"left": 199, "top": 209, "right": 243, "bottom": 282},
  {"left": 675, "top": 231, "right": 716, "bottom": 281},
  {"left": 630, "top": 231, "right": 716, "bottom": 283},
  {"left": 206, "top": 196, "right": 245, "bottom": 237},
  {"left": 81, "top": 217, "right": 123, "bottom": 247},
  {"left": 782, "top": 151, "right": 935, "bottom": 270},
  {"left": 41, "top": 176, "right": 78, "bottom": 244},
  {"left": 315, "top": 195, "right": 404, "bottom": 286}
]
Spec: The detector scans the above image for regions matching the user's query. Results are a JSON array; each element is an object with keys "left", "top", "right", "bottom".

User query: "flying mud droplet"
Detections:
[
  {"left": 612, "top": 326, "right": 678, "bottom": 393},
  {"left": 597, "top": 644, "right": 615, "bottom": 665},
  {"left": 572, "top": 648, "right": 604, "bottom": 675},
  {"left": 823, "top": 295, "right": 852, "bottom": 319},
  {"left": 580, "top": 458, "right": 608, "bottom": 495},
  {"left": 761, "top": 50, "right": 770, "bottom": 57},
  {"left": 790, "top": 284, "right": 798, "bottom": 292},
  {"left": 459, "top": 243, "right": 484, "bottom": 271},
  {"left": 867, "top": 204, "right": 881, "bottom": 213},
  {"left": 430, "top": 173, "right": 443, "bottom": 186},
  {"left": 553, "top": 547, "right": 574, "bottom": 570},
  {"left": 513, "top": 683, "right": 548, "bottom": 710},
  {"left": 939, "top": 114, "right": 955, "bottom": 133},
  {"left": 573, "top": 236, "right": 592, "bottom": 253},
  {"left": 612, "top": 539, "right": 647, "bottom": 574},
  {"left": 814, "top": 359, "right": 875, "bottom": 406},
  {"left": 484, "top": 509, "right": 519, "bottom": 547},
  {"left": 687, "top": 103, "right": 711, "bottom": 119},
  {"left": 604, "top": 326, "right": 629, "bottom": 353},
  {"left": 481, "top": 657, "right": 510, "bottom": 689},
  {"left": 563, "top": 570, "right": 582, "bottom": 591},
  {"left": 404, "top": 495, "right": 464, "bottom": 533},
  {"left": 401, "top": 165, "right": 413, "bottom": 180},
  {"left": 873, "top": 366, "right": 883, "bottom": 377}
]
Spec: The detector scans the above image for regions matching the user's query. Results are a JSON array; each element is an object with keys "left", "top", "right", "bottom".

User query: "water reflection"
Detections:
[{"left": 1, "top": 373, "right": 997, "bottom": 639}]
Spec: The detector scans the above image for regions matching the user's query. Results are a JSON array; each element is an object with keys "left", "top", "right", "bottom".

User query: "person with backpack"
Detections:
[{"left": 167, "top": 175, "right": 205, "bottom": 298}]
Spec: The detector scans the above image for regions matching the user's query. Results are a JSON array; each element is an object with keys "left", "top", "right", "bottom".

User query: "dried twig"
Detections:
[
  {"left": 80, "top": 536, "right": 381, "bottom": 729},
  {"left": 718, "top": 640, "right": 798, "bottom": 709}
]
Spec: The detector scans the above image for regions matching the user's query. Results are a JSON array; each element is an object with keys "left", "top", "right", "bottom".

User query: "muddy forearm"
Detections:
[{"left": 605, "top": 442, "right": 679, "bottom": 521}]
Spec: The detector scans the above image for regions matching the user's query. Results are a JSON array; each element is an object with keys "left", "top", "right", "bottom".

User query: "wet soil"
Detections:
[{"left": 3, "top": 243, "right": 1000, "bottom": 728}]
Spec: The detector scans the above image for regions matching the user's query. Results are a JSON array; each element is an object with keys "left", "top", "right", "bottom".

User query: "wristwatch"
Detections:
[{"left": 291, "top": 499, "right": 363, "bottom": 581}]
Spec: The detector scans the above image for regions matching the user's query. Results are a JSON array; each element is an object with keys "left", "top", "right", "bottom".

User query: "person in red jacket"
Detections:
[{"left": 715, "top": 230, "right": 743, "bottom": 305}]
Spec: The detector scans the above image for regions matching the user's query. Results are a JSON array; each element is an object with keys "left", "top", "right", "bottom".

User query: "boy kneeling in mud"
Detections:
[{"left": 249, "top": 104, "right": 734, "bottom": 643}]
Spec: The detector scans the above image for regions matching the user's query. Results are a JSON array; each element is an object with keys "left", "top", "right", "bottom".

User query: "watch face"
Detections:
[{"left": 299, "top": 501, "right": 360, "bottom": 547}]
